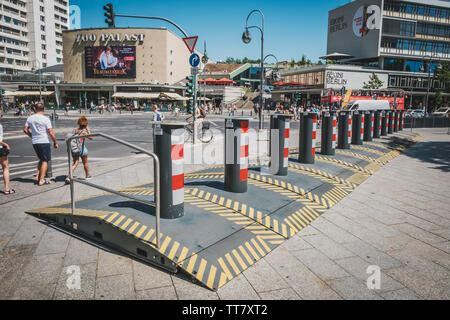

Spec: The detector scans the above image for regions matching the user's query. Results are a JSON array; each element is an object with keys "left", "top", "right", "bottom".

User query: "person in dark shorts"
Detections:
[
  {"left": 65, "top": 116, "right": 93, "bottom": 184},
  {"left": 0, "top": 109, "right": 14, "bottom": 194},
  {"left": 23, "top": 103, "right": 58, "bottom": 186}
]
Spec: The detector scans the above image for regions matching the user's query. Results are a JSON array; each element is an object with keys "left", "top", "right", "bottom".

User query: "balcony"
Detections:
[{"left": 380, "top": 47, "right": 450, "bottom": 60}]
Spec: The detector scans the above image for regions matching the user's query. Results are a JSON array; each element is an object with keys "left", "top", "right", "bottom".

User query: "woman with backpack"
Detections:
[
  {"left": 65, "top": 116, "right": 93, "bottom": 184},
  {"left": 0, "top": 110, "right": 14, "bottom": 194}
]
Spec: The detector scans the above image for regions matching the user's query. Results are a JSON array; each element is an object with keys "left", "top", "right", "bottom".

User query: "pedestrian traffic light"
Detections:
[{"left": 103, "top": 3, "right": 115, "bottom": 28}]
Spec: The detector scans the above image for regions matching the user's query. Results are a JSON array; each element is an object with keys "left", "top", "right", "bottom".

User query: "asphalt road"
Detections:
[{"left": 1, "top": 112, "right": 299, "bottom": 179}]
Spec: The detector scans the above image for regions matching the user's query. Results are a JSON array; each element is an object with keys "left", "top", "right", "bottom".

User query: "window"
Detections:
[
  {"left": 4, "top": 16, "right": 11, "bottom": 23},
  {"left": 41, "top": 34, "right": 45, "bottom": 40},
  {"left": 41, "top": 44, "right": 46, "bottom": 50},
  {"left": 56, "top": 58, "right": 61, "bottom": 63},
  {"left": 40, "top": 16, "right": 45, "bottom": 22},
  {"left": 42, "top": 53, "right": 46, "bottom": 59},
  {"left": 40, "top": 6, "right": 44, "bottom": 12},
  {"left": 40, "top": 25, "right": 45, "bottom": 31}
]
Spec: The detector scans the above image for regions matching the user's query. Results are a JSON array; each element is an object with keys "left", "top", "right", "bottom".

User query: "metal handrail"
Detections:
[{"left": 66, "top": 132, "right": 161, "bottom": 247}]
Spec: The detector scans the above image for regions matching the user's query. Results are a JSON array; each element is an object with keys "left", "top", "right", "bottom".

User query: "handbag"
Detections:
[{"left": 0, "top": 146, "right": 9, "bottom": 157}]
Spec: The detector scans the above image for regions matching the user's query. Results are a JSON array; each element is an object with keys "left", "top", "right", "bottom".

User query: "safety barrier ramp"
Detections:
[{"left": 25, "top": 120, "right": 423, "bottom": 291}]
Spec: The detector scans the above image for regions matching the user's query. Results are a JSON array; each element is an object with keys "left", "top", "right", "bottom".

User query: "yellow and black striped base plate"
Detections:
[{"left": 25, "top": 131, "right": 422, "bottom": 291}]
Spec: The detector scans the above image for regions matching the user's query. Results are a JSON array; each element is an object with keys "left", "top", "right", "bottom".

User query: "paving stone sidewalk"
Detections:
[{"left": 0, "top": 128, "right": 449, "bottom": 300}]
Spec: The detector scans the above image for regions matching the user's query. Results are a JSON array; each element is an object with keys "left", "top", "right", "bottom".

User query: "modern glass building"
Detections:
[
  {"left": 327, "top": 0, "right": 450, "bottom": 72},
  {"left": 380, "top": 0, "right": 450, "bottom": 73}
]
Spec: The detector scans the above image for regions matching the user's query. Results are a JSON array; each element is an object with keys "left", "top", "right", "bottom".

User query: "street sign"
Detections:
[
  {"left": 183, "top": 36, "right": 198, "bottom": 54},
  {"left": 189, "top": 53, "right": 200, "bottom": 67},
  {"left": 191, "top": 67, "right": 199, "bottom": 75}
]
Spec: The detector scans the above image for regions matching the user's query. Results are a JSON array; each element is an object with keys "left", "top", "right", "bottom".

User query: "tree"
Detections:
[
  {"left": 434, "top": 61, "right": 450, "bottom": 92},
  {"left": 363, "top": 73, "right": 384, "bottom": 89},
  {"left": 435, "top": 90, "right": 443, "bottom": 108}
]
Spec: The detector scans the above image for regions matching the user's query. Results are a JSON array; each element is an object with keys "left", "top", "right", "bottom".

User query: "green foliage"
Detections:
[
  {"left": 223, "top": 57, "right": 261, "bottom": 64},
  {"left": 435, "top": 91, "right": 443, "bottom": 107},
  {"left": 434, "top": 61, "right": 450, "bottom": 92},
  {"left": 363, "top": 73, "right": 384, "bottom": 90}
]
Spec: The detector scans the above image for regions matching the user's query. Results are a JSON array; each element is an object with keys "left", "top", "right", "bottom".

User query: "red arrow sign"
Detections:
[{"left": 183, "top": 36, "right": 198, "bottom": 54}]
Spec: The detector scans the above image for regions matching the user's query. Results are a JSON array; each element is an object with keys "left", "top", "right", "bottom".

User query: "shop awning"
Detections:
[
  {"left": 3, "top": 91, "right": 55, "bottom": 96},
  {"left": 112, "top": 92, "right": 160, "bottom": 99},
  {"left": 159, "top": 92, "right": 188, "bottom": 101}
]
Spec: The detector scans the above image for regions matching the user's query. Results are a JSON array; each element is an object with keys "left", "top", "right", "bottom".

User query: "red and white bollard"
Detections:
[
  {"left": 312, "top": 114, "right": 317, "bottom": 157},
  {"left": 225, "top": 117, "right": 249, "bottom": 193},
  {"left": 348, "top": 113, "right": 352, "bottom": 145},
  {"left": 269, "top": 114, "right": 290, "bottom": 176},
  {"left": 153, "top": 122, "right": 185, "bottom": 219}
]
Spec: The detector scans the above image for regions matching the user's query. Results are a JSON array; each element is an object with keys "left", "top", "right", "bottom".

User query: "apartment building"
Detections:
[{"left": 0, "top": 0, "right": 69, "bottom": 75}]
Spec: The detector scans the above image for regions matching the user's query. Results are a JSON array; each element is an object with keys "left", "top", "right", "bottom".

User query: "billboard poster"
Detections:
[
  {"left": 85, "top": 46, "right": 136, "bottom": 78},
  {"left": 327, "top": 0, "right": 382, "bottom": 60}
]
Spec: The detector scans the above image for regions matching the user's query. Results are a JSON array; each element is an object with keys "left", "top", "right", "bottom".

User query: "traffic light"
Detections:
[
  {"left": 186, "top": 75, "right": 195, "bottom": 97},
  {"left": 103, "top": 3, "right": 115, "bottom": 28}
]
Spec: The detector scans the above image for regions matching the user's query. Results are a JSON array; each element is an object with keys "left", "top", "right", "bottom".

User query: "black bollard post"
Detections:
[
  {"left": 388, "top": 111, "right": 394, "bottom": 134},
  {"left": 321, "top": 111, "right": 336, "bottom": 155},
  {"left": 363, "top": 111, "right": 374, "bottom": 142},
  {"left": 399, "top": 110, "right": 404, "bottom": 131},
  {"left": 337, "top": 111, "right": 352, "bottom": 149},
  {"left": 298, "top": 112, "right": 317, "bottom": 164},
  {"left": 153, "top": 122, "right": 185, "bottom": 219},
  {"left": 373, "top": 110, "right": 381, "bottom": 139},
  {"left": 269, "top": 114, "right": 291, "bottom": 176},
  {"left": 351, "top": 110, "right": 364, "bottom": 145},
  {"left": 394, "top": 110, "right": 399, "bottom": 132},
  {"left": 225, "top": 117, "right": 249, "bottom": 193},
  {"left": 380, "top": 110, "right": 387, "bottom": 136}
]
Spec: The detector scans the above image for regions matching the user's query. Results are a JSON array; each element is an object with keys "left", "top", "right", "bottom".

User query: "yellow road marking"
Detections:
[
  {"left": 245, "top": 242, "right": 259, "bottom": 260},
  {"left": 239, "top": 245, "right": 254, "bottom": 265},
  {"left": 186, "top": 254, "right": 198, "bottom": 274},
  {"left": 225, "top": 253, "right": 240, "bottom": 275},
  {"left": 143, "top": 229, "right": 155, "bottom": 242},
  {"left": 232, "top": 249, "right": 247, "bottom": 269},
  {"left": 206, "top": 265, "right": 217, "bottom": 289},
  {"left": 218, "top": 257, "right": 233, "bottom": 280},
  {"left": 159, "top": 236, "right": 172, "bottom": 254},
  {"left": 121, "top": 218, "right": 133, "bottom": 230},
  {"left": 167, "top": 241, "right": 180, "bottom": 260},
  {"left": 113, "top": 215, "right": 126, "bottom": 226},
  {"left": 177, "top": 247, "right": 189, "bottom": 267},
  {"left": 128, "top": 221, "right": 140, "bottom": 234},
  {"left": 196, "top": 259, "right": 207, "bottom": 282},
  {"left": 105, "top": 212, "right": 119, "bottom": 223}
]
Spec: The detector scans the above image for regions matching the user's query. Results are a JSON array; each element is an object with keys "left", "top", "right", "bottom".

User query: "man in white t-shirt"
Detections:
[{"left": 23, "top": 103, "right": 58, "bottom": 186}]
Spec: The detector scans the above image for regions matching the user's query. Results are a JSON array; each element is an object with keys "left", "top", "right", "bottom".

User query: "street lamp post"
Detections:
[{"left": 242, "top": 9, "right": 264, "bottom": 130}]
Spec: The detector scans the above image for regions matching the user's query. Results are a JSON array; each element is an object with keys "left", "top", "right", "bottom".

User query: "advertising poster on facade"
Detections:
[{"left": 85, "top": 46, "right": 136, "bottom": 78}]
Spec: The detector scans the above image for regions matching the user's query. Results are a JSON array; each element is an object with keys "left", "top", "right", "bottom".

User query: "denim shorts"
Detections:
[{"left": 33, "top": 143, "right": 51, "bottom": 162}]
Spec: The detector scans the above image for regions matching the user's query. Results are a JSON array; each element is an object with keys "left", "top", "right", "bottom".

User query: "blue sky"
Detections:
[{"left": 70, "top": 0, "right": 351, "bottom": 63}]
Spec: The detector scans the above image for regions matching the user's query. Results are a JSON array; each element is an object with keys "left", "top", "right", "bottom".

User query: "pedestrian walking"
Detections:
[
  {"left": 23, "top": 103, "right": 58, "bottom": 186},
  {"left": 65, "top": 116, "right": 93, "bottom": 183},
  {"left": 0, "top": 110, "right": 14, "bottom": 194},
  {"left": 152, "top": 105, "right": 164, "bottom": 121}
]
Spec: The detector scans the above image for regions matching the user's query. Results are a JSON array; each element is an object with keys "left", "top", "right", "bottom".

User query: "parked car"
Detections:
[
  {"left": 431, "top": 107, "right": 450, "bottom": 117},
  {"left": 411, "top": 110, "right": 425, "bottom": 118}
]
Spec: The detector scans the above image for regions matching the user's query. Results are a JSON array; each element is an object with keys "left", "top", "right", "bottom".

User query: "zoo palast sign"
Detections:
[{"left": 75, "top": 33, "right": 145, "bottom": 43}]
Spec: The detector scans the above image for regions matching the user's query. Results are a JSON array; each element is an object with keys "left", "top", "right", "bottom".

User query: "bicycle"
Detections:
[{"left": 184, "top": 118, "right": 213, "bottom": 143}]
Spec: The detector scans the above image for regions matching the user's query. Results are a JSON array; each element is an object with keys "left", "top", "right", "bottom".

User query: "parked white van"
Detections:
[{"left": 345, "top": 100, "right": 391, "bottom": 111}]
